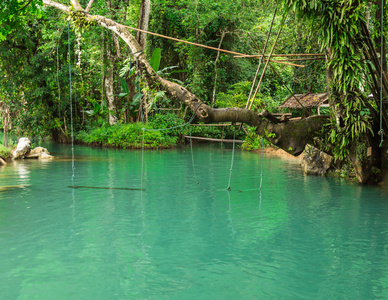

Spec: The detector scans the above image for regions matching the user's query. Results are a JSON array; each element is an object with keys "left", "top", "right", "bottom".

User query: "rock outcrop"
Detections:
[
  {"left": 12, "top": 137, "right": 31, "bottom": 159},
  {"left": 301, "top": 145, "right": 333, "bottom": 176},
  {"left": 12, "top": 138, "right": 54, "bottom": 160},
  {"left": 26, "top": 147, "right": 53, "bottom": 159}
]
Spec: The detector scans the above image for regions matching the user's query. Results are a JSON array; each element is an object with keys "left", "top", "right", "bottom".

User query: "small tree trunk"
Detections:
[
  {"left": 348, "top": 131, "right": 383, "bottom": 184},
  {"left": 3, "top": 129, "right": 8, "bottom": 148},
  {"left": 2, "top": 107, "right": 9, "bottom": 147},
  {"left": 136, "top": 0, "right": 151, "bottom": 49},
  {"left": 105, "top": 62, "right": 118, "bottom": 125}
]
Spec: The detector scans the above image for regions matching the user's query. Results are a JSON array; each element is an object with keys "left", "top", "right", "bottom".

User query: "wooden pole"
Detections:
[
  {"left": 184, "top": 136, "right": 244, "bottom": 143},
  {"left": 270, "top": 57, "right": 325, "bottom": 62},
  {"left": 121, "top": 24, "right": 309, "bottom": 69},
  {"left": 268, "top": 60, "right": 305, "bottom": 68},
  {"left": 268, "top": 63, "right": 306, "bottom": 111},
  {"left": 121, "top": 24, "right": 247, "bottom": 56},
  {"left": 212, "top": 30, "right": 226, "bottom": 105},
  {"left": 245, "top": 7, "right": 278, "bottom": 109},
  {"left": 234, "top": 53, "right": 325, "bottom": 58},
  {"left": 248, "top": 12, "right": 288, "bottom": 110}
]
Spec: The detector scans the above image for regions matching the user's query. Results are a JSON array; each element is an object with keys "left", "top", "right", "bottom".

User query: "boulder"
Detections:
[
  {"left": 301, "top": 145, "right": 333, "bottom": 176},
  {"left": 12, "top": 139, "right": 54, "bottom": 160},
  {"left": 39, "top": 151, "right": 54, "bottom": 159},
  {"left": 12, "top": 137, "right": 31, "bottom": 159},
  {"left": 26, "top": 146, "right": 54, "bottom": 159}
]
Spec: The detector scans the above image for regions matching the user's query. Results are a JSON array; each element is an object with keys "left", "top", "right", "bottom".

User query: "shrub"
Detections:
[
  {"left": 76, "top": 113, "right": 187, "bottom": 149},
  {"left": 148, "top": 113, "right": 186, "bottom": 137},
  {"left": 241, "top": 126, "right": 272, "bottom": 151},
  {"left": 0, "top": 144, "right": 11, "bottom": 159}
]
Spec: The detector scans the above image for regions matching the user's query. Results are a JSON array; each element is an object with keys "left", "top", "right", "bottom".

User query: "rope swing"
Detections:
[
  {"left": 226, "top": 108, "right": 238, "bottom": 190},
  {"left": 135, "top": 62, "right": 240, "bottom": 192},
  {"left": 68, "top": 22, "right": 75, "bottom": 183},
  {"left": 65, "top": 20, "right": 272, "bottom": 193}
]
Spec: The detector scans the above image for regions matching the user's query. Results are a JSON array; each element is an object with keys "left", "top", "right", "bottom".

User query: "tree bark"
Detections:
[
  {"left": 0, "top": 103, "right": 10, "bottom": 147},
  {"left": 103, "top": 0, "right": 120, "bottom": 125},
  {"left": 3, "top": 119, "right": 9, "bottom": 148},
  {"left": 136, "top": 0, "right": 150, "bottom": 49},
  {"left": 105, "top": 56, "right": 118, "bottom": 125}
]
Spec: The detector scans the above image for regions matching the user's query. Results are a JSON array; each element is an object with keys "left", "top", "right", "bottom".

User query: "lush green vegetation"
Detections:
[
  {"left": 76, "top": 112, "right": 248, "bottom": 148},
  {"left": 0, "top": 0, "right": 326, "bottom": 141},
  {"left": 76, "top": 113, "right": 186, "bottom": 149},
  {"left": 241, "top": 127, "right": 274, "bottom": 151},
  {"left": 0, "top": 0, "right": 387, "bottom": 183},
  {"left": 0, "top": 144, "right": 11, "bottom": 160}
]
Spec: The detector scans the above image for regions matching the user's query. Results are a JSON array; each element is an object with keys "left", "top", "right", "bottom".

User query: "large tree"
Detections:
[
  {"left": 41, "top": 0, "right": 327, "bottom": 152},
  {"left": 3, "top": 0, "right": 387, "bottom": 184},
  {"left": 282, "top": 0, "right": 388, "bottom": 183}
]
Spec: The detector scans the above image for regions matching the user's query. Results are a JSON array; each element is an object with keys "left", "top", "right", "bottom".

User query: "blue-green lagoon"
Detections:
[{"left": 1, "top": 144, "right": 388, "bottom": 299}]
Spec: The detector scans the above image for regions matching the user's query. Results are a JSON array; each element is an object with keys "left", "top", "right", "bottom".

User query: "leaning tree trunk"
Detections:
[{"left": 43, "top": 0, "right": 328, "bottom": 156}]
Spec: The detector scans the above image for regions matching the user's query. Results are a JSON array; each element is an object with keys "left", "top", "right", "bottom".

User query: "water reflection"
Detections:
[{"left": 14, "top": 161, "right": 30, "bottom": 180}]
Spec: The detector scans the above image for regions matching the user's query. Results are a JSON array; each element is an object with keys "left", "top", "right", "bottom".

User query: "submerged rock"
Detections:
[
  {"left": 0, "top": 185, "right": 29, "bottom": 192},
  {"left": 301, "top": 145, "right": 333, "bottom": 176}
]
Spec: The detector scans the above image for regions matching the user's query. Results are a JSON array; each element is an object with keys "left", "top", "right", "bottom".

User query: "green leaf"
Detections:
[
  {"left": 150, "top": 48, "right": 161, "bottom": 72},
  {"left": 132, "top": 92, "right": 143, "bottom": 104},
  {"left": 120, "top": 77, "right": 129, "bottom": 94},
  {"left": 93, "top": 102, "right": 101, "bottom": 115}
]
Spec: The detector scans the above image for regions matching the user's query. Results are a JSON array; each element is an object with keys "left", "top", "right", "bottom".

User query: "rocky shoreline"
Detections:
[{"left": 0, "top": 137, "right": 53, "bottom": 166}]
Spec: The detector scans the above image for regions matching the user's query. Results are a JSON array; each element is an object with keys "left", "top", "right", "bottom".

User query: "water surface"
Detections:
[{"left": 1, "top": 143, "right": 388, "bottom": 299}]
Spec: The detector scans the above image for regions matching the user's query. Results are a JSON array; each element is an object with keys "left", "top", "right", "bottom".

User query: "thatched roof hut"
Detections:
[{"left": 278, "top": 93, "right": 328, "bottom": 109}]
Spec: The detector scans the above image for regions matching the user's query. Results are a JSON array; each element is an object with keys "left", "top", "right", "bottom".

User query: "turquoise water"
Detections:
[{"left": 1, "top": 143, "right": 388, "bottom": 299}]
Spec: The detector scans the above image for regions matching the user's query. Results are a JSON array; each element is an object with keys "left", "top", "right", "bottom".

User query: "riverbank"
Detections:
[
  {"left": 0, "top": 144, "right": 11, "bottom": 165},
  {"left": 260, "top": 146, "right": 304, "bottom": 161}
]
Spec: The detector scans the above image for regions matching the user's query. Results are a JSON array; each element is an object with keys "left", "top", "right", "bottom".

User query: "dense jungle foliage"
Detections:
[
  {"left": 1, "top": 0, "right": 387, "bottom": 184},
  {"left": 0, "top": 0, "right": 327, "bottom": 143}
]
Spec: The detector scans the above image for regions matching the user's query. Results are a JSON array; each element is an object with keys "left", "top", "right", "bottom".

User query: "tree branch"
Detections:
[
  {"left": 85, "top": 0, "right": 95, "bottom": 13},
  {"left": 17, "top": 0, "right": 34, "bottom": 11},
  {"left": 71, "top": 0, "right": 84, "bottom": 11},
  {"left": 43, "top": 0, "right": 70, "bottom": 12}
]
